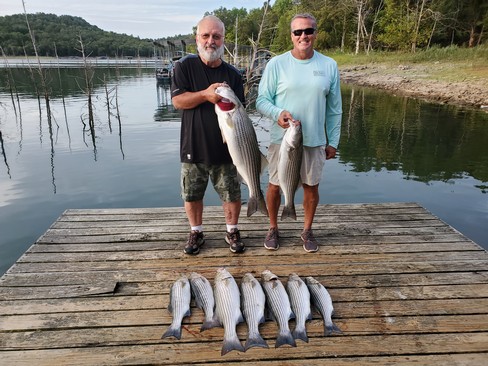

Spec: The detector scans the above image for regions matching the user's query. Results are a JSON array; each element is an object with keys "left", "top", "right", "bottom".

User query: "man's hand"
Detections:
[{"left": 325, "top": 145, "right": 337, "bottom": 160}]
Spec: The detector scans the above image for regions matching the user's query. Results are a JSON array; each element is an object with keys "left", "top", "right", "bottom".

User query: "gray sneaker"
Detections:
[
  {"left": 225, "top": 228, "right": 245, "bottom": 253},
  {"left": 301, "top": 229, "right": 318, "bottom": 253},
  {"left": 184, "top": 230, "right": 205, "bottom": 255},
  {"left": 264, "top": 227, "right": 280, "bottom": 250}
]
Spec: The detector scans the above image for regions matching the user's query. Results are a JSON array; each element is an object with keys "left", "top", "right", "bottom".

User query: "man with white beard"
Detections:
[{"left": 171, "top": 15, "right": 246, "bottom": 255}]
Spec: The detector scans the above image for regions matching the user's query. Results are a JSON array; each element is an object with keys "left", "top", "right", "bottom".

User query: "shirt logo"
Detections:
[{"left": 313, "top": 70, "right": 326, "bottom": 76}]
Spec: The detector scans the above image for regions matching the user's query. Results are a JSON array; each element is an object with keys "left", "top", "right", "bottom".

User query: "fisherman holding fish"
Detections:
[
  {"left": 171, "top": 15, "right": 246, "bottom": 254},
  {"left": 256, "top": 13, "right": 343, "bottom": 252}
]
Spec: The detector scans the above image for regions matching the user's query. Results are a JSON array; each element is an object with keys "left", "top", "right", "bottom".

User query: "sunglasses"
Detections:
[{"left": 292, "top": 28, "right": 316, "bottom": 36}]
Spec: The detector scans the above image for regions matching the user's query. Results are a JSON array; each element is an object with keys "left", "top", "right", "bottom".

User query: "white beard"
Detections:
[{"left": 197, "top": 43, "right": 224, "bottom": 62}]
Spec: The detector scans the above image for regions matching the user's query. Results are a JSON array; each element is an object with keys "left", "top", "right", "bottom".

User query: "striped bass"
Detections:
[
  {"left": 161, "top": 275, "right": 191, "bottom": 340},
  {"left": 214, "top": 267, "right": 245, "bottom": 355},
  {"left": 189, "top": 272, "right": 219, "bottom": 331},
  {"left": 286, "top": 273, "right": 312, "bottom": 342},
  {"left": 214, "top": 85, "right": 268, "bottom": 217},
  {"left": 305, "top": 276, "right": 342, "bottom": 336},
  {"left": 240, "top": 273, "right": 268, "bottom": 350},
  {"left": 278, "top": 119, "right": 303, "bottom": 221},
  {"left": 261, "top": 270, "right": 296, "bottom": 348}
]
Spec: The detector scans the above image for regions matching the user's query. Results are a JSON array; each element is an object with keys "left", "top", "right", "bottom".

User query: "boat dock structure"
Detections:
[{"left": 1, "top": 202, "right": 487, "bottom": 365}]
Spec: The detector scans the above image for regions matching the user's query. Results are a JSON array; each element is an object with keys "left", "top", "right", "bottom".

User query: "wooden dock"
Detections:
[{"left": 1, "top": 202, "right": 487, "bottom": 365}]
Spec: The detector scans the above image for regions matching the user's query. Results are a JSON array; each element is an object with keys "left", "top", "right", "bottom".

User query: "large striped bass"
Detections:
[
  {"left": 214, "top": 85, "right": 268, "bottom": 217},
  {"left": 286, "top": 273, "right": 312, "bottom": 342},
  {"left": 305, "top": 276, "right": 342, "bottom": 336},
  {"left": 161, "top": 275, "right": 191, "bottom": 340},
  {"left": 214, "top": 267, "right": 245, "bottom": 355},
  {"left": 278, "top": 119, "right": 303, "bottom": 221},
  {"left": 240, "top": 273, "right": 268, "bottom": 350},
  {"left": 261, "top": 270, "right": 296, "bottom": 348},
  {"left": 189, "top": 272, "right": 219, "bottom": 331}
]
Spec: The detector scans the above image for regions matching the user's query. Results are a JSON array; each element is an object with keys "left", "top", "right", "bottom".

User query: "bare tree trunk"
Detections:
[
  {"left": 411, "top": 0, "right": 427, "bottom": 53},
  {"left": 367, "top": 0, "right": 384, "bottom": 53},
  {"left": 355, "top": 0, "right": 364, "bottom": 55}
]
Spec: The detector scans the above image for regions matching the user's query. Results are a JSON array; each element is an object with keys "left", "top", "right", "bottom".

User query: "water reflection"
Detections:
[
  {"left": 340, "top": 84, "right": 488, "bottom": 190},
  {"left": 155, "top": 82, "right": 179, "bottom": 121}
]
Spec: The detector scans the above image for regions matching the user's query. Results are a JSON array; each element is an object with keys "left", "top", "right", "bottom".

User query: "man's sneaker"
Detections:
[
  {"left": 184, "top": 230, "right": 205, "bottom": 255},
  {"left": 264, "top": 227, "right": 280, "bottom": 250},
  {"left": 225, "top": 228, "right": 245, "bottom": 253},
  {"left": 301, "top": 229, "right": 319, "bottom": 253}
]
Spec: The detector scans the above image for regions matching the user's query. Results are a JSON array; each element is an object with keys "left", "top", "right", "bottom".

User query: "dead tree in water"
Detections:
[
  {"left": 76, "top": 34, "right": 96, "bottom": 151},
  {"left": 22, "top": 0, "right": 53, "bottom": 127},
  {"left": 1, "top": 46, "right": 21, "bottom": 119}
]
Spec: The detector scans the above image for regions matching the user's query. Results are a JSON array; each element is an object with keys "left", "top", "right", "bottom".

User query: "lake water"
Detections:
[{"left": 0, "top": 67, "right": 487, "bottom": 275}]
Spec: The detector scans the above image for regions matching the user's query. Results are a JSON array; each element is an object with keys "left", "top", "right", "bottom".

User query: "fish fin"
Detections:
[
  {"left": 161, "top": 325, "right": 182, "bottom": 340},
  {"left": 292, "top": 327, "right": 309, "bottom": 343},
  {"left": 221, "top": 336, "right": 245, "bottom": 356},
  {"left": 325, "top": 322, "right": 343, "bottom": 336},
  {"left": 275, "top": 330, "right": 296, "bottom": 348},
  {"left": 245, "top": 334, "right": 269, "bottom": 350},
  {"left": 281, "top": 204, "right": 297, "bottom": 221}
]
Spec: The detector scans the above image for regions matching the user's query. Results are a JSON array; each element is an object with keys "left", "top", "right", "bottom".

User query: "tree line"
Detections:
[{"left": 0, "top": 0, "right": 486, "bottom": 58}]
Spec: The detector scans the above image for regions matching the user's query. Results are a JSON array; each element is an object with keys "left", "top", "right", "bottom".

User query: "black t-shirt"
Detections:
[{"left": 171, "top": 54, "right": 245, "bottom": 164}]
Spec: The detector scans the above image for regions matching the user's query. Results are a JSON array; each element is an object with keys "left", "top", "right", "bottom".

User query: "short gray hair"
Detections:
[
  {"left": 197, "top": 15, "right": 225, "bottom": 35},
  {"left": 290, "top": 13, "right": 317, "bottom": 30}
]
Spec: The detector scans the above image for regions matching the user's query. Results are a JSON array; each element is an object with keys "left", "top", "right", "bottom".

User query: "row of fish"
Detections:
[
  {"left": 162, "top": 268, "right": 341, "bottom": 356},
  {"left": 214, "top": 86, "right": 305, "bottom": 221}
]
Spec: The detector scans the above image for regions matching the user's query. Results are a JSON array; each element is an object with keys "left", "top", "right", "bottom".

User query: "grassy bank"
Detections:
[{"left": 330, "top": 45, "right": 488, "bottom": 83}]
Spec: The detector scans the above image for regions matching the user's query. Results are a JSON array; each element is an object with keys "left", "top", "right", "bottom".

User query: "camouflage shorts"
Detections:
[{"left": 181, "top": 163, "right": 241, "bottom": 202}]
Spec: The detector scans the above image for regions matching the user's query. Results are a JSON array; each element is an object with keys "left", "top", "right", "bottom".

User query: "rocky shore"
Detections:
[{"left": 340, "top": 64, "right": 488, "bottom": 111}]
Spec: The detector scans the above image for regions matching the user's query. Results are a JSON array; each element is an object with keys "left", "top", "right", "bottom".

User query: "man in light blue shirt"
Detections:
[{"left": 256, "top": 13, "right": 342, "bottom": 252}]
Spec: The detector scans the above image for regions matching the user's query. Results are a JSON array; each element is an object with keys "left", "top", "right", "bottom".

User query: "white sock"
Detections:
[
  {"left": 226, "top": 224, "right": 238, "bottom": 232},
  {"left": 191, "top": 225, "right": 203, "bottom": 232}
]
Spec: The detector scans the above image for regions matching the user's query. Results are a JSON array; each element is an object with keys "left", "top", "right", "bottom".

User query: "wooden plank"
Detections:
[
  {"left": 1, "top": 333, "right": 487, "bottom": 365},
  {"left": 1, "top": 314, "right": 488, "bottom": 351},
  {"left": 2, "top": 283, "right": 488, "bottom": 315}
]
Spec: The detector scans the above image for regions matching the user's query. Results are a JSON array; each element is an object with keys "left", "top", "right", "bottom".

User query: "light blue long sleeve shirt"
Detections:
[{"left": 256, "top": 50, "right": 342, "bottom": 148}]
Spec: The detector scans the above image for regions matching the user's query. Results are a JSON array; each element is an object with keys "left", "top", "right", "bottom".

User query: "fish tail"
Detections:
[
  {"left": 292, "top": 326, "right": 309, "bottom": 343},
  {"left": 245, "top": 333, "right": 269, "bottom": 351},
  {"left": 221, "top": 336, "right": 245, "bottom": 356},
  {"left": 258, "top": 194, "right": 268, "bottom": 216},
  {"left": 247, "top": 196, "right": 258, "bottom": 217},
  {"left": 281, "top": 204, "right": 297, "bottom": 221},
  {"left": 325, "top": 322, "right": 342, "bottom": 336},
  {"left": 275, "top": 330, "right": 297, "bottom": 348},
  {"left": 200, "top": 317, "right": 220, "bottom": 332},
  {"left": 161, "top": 325, "right": 182, "bottom": 340}
]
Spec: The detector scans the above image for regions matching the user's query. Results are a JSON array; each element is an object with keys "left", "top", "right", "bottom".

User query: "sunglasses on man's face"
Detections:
[{"left": 292, "top": 28, "right": 316, "bottom": 36}]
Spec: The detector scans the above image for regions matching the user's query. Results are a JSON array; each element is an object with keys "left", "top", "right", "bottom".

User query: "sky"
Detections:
[{"left": 0, "top": 0, "right": 271, "bottom": 39}]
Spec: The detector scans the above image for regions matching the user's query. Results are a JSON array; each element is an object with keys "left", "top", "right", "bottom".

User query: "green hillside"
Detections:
[{"left": 0, "top": 13, "right": 159, "bottom": 57}]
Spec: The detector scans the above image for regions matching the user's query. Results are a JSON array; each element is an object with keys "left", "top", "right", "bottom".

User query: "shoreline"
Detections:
[{"left": 339, "top": 64, "right": 488, "bottom": 111}]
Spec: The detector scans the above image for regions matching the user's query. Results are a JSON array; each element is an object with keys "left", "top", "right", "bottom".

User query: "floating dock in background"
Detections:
[{"left": 1, "top": 202, "right": 487, "bottom": 365}]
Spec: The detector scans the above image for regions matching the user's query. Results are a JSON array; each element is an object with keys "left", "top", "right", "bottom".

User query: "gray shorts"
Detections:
[
  {"left": 181, "top": 162, "right": 241, "bottom": 202},
  {"left": 268, "top": 143, "right": 326, "bottom": 186}
]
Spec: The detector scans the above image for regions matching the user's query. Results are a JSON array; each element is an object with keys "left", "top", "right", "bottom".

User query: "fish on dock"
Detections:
[
  {"left": 261, "top": 270, "right": 296, "bottom": 348},
  {"left": 240, "top": 273, "right": 269, "bottom": 350},
  {"left": 286, "top": 273, "right": 312, "bottom": 342},
  {"left": 189, "top": 272, "right": 219, "bottom": 331},
  {"left": 305, "top": 276, "right": 342, "bottom": 336},
  {"left": 278, "top": 119, "right": 303, "bottom": 221},
  {"left": 214, "top": 85, "right": 268, "bottom": 217},
  {"left": 214, "top": 268, "right": 246, "bottom": 355},
  {"left": 161, "top": 275, "right": 192, "bottom": 340}
]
